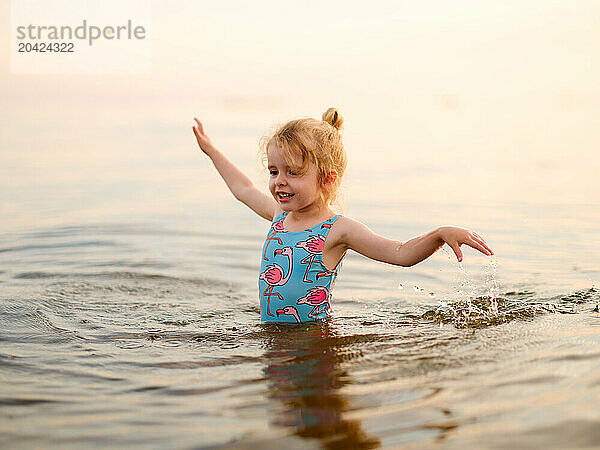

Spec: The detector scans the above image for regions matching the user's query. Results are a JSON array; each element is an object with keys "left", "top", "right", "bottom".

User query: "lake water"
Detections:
[
  {"left": 2, "top": 1, "right": 600, "bottom": 448},
  {"left": 2, "top": 112, "right": 600, "bottom": 448}
]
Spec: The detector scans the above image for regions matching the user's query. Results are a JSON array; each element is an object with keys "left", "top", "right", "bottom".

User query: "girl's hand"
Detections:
[
  {"left": 437, "top": 226, "right": 493, "bottom": 262},
  {"left": 192, "top": 118, "right": 216, "bottom": 155}
]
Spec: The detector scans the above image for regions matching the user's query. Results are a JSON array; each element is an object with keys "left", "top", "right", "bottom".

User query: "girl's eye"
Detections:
[
  {"left": 269, "top": 170, "right": 277, "bottom": 176},
  {"left": 288, "top": 170, "right": 297, "bottom": 176}
]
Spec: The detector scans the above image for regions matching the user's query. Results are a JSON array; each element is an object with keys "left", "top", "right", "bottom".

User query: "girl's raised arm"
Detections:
[
  {"left": 193, "top": 118, "right": 277, "bottom": 221},
  {"left": 335, "top": 218, "right": 493, "bottom": 267}
]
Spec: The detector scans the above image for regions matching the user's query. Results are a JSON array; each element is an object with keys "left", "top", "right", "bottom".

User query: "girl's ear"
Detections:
[{"left": 322, "top": 170, "right": 338, "bottom": 187}]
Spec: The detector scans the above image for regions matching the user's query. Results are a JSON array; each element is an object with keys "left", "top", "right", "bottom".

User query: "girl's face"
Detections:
[{"left": 267, "top": 145, "right": 323, "bottom": 212}]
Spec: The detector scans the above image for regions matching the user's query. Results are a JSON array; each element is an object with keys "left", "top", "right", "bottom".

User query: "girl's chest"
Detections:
[{"left": 266, "top": 222, "right": 345, "bottom": 271}]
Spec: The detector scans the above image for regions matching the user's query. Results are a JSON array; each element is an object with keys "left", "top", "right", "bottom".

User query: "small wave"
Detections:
[
  {"left": 421, "top": 287, "right": 599, "bottom": 329},
  {"left": 0, "top": 240, "right": 119, "bottom": 254},
  {"left": 99, "top": 330, "right": 247, "bottom": 349},
  {"left": 126, "top": 385, "right": 165, "bottom": 393},
  {"left": 19, "top": 224, "right": 157, "bottom": 239},
  {"left": 14, "top": 270, "right": 231, "bottom": 289},
  {"left": 14, "top": 272, "right": 66, "bottom": 279},
  {"left": 0, "top": 398, "right": 63, "bottom": 406},
  {"left": 81, "top": 260, "right": 172, "bottom": 269},
  {"left": 1, "top": 301, "right": 78, "bottom": 335},
  {"left": 150, "top": 355, "right": 264, "bottom": 369},
  {"left": 14, "top": 223, "right": 263, "bottom": 242},
  {"left": 548, "top": 351, "right": 600, "bottom": 362}
]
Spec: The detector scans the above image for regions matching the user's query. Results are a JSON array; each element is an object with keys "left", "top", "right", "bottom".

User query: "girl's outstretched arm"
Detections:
[
  {"left": 336, "top": 218, "right": 493, "bottom": 267},
  {"left": 193, "top": 118, "right": 277, "bottom": 221}
]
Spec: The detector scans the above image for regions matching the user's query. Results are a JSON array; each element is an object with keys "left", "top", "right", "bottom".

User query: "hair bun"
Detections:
[{"left": 322, "top": 107, "right": 344, "bottom": 131}]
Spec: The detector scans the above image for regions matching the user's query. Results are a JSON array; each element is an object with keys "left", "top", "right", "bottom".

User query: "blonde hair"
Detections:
[{"left": 260, "top": 107, "right": 347, "bottom": 209}]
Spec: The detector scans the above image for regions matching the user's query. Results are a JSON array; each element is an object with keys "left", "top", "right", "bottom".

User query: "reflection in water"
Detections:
[{"left": 261, "top": 322, "right": 380, "bottom": 449}]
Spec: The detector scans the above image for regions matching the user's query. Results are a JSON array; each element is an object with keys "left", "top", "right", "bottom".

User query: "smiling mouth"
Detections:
[{"left": 277, "top": 193, "right": 294, "bottom": 199}]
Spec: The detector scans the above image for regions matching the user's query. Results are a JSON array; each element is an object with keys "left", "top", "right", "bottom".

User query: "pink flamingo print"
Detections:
[
  {"left": 276, "top": 306, "right": 301, "bottom": 323},
  {"left": 262, "top": 218, "right": 286, "bottom": 260},
  {"left": 307, "top": 222, "right": 332, "bottom": 232},
  {"left": 316, "top": 269, "right": 337, "bottom": 279},
  {"left": 295, "top": 235, "right": 326, "bottom": 282},
  {"left": 259, "top": 246, "right": 293, "bottom": 316},
  {"left": 296, "top": 287, "right": 331, "bottom": 318}
]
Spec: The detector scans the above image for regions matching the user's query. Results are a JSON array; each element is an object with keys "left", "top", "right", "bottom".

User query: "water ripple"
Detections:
[{"left": 0, "top": 240, "right": 119, "bottom": 253}]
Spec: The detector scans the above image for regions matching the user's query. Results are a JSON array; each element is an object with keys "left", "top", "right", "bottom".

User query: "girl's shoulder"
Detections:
[
  {"left": 323, "top": 215, "right": 367, "bottom": 248},
  {"left": 329, "top": 215, "right": 366, "bottom": 231}
]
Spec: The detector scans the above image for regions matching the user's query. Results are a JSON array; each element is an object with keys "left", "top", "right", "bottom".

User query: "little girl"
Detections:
[{"left": 193, "top": 108, "right": 494, "bottom": 324}]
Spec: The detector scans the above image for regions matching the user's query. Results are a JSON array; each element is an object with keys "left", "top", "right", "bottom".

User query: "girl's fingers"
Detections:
[
  {"left": 466, "top": 238, "right": 493, "bottom": 256},
  {"left": 472, "top": 234, "right": 494, "bottom": 254},
  {"left": 194, "top": 118, "right": 204, "bottom": 134},
  {"left": 472, "top": 232, "right": 493, "bottom": 252},
  {"left": 445, "top": 230, "right": 494, "bottom": 262},
  {"left": 192, "top": 127, "right": 204, "bottom": 146},
  {"left": 464, "top": 231, "right": 492, "bottom": 253},
  {"left": 449, "top": 243, "right": 463, "bottom": 262}
]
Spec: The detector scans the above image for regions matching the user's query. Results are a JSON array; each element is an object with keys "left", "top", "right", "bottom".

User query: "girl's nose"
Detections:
[{"left": 276, "top": 174, "right": 287, "bottom": 186}]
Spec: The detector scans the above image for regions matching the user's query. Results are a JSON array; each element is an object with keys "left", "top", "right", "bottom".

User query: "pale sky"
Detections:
[{"left": 1, "top": 0, "right": 599, "bottom": 229}]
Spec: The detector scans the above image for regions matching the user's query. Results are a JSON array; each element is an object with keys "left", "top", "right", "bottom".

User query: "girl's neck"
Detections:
[{"left": 285, "top": 202, "right": 333, "bottom": 226}]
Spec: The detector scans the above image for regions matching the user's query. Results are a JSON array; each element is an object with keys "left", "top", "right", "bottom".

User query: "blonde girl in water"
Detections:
[{"left": 193, "top": 108, "right": 494, "bottom": 323}]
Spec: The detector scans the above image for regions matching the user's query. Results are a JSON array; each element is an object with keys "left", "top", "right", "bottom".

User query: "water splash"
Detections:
[
  {"left": 422, "top": 287, "right": 599, "bottom": 329},
  {"left": 485, "top": 255, "right": 500, "bottom": 316},
  {"left": 439, "top": 247, "right": 503, "bottom": 324},
  {"left": 442, "top": 247, "right": 476, "bottom": 320}
]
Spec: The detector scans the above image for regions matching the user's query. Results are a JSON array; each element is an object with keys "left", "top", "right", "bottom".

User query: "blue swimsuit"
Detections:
[{"left": 259, "top": 211, "right": 345, "bottom": 323}]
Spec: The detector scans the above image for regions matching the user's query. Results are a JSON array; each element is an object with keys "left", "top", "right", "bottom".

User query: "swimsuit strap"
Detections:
[
  {"left": 272, "top": 210, "right": 287, "bottom": 224},
  {"left": 272, "top": 211, "right": 341, "bottom": 231},
  {"left": 319, "top": 215, "right": 342, "bottom": 241}
]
